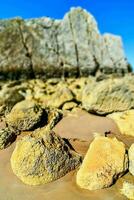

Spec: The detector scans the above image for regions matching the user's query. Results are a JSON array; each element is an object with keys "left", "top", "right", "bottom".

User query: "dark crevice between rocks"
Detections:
[
  {"left": 17, "top": 21, "right": 35, "bottom": 79},
  {"left": 68, "top": 13, "right": 80, "bottom": 78}
]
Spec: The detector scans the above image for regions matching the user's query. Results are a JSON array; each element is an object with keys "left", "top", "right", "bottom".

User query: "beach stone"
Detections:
[
  {"left": 11, "top": 131, "right": 81, "bottom": 185},
  {"left": 82, "top": 78, "right": 134, "bottom": 115},
  {"left": 121, "top": 181, "right": 134, "bottom": 200},
  {"left": 6, "top": 100, "right": 43, "bottom": 131},
  {"left": 129, "top": 144, "right": 134, "bottom": 176},
  {"left": 47, "top": 85, "right": 74, "bottom": 108},
  {"left": 108, "top": 110, "right": 134, "bottom": 137},
  {"left": 0, "top": 127, "right": 16, "bottom": 150},
  {"left": 62, "top": 102, "right": 77, "bottom": 110},
  {"left": 76, "top": 136, "right": 128, "bottom": 190}
]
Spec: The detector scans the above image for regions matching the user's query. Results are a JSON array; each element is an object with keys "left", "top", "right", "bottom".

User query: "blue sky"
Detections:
[{"left": 0, "top": 0, "right": 134, "bottom": 68}]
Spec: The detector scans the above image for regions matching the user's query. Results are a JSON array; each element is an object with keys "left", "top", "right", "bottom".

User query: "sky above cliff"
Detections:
[{"left": 0, "top": 0, "right": 133, "bottom": 68}]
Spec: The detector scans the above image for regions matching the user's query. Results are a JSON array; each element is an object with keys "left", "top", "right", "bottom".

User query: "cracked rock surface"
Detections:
[{"left": 0, "top": 7, "right": 130, "bottom": 80}]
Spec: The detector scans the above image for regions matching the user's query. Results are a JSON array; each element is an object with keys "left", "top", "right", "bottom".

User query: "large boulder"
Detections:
[
  {"left": 82, "top": 78, "right": 134, "bottom": 115},
  {"left": 76, "top": 136, "right": 128, "bottom": 190},
  {"left": 11, "top": 131, "right": 81, "bottom": 185}
]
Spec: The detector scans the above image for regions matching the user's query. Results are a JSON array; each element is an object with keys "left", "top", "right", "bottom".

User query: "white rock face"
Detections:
[{"left": 0, "top": 7, "right": 130, "bottom": 79}]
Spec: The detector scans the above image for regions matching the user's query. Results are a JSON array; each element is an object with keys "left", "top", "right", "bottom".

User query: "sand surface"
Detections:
[{"left": 0, "top": 110, "right": 133, "bottom": 200}]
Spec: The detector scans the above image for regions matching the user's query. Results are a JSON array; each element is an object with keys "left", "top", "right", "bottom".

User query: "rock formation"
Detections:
[
  {"left": 76, "top": 136, "right": 128, "bottom": 190},
  {"left": 0, "top": 7, "right": 131, "bottom": 80},
  {"left": 11, "top": 131, "right": 81, "bottom": 185},
  {"left": 82, "top": 78, "right": 134, "bottom": 115}
]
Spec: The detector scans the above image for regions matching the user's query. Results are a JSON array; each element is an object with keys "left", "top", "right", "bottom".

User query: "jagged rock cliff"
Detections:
[{"left": 0, "top": 7, "right": 131, "bottom": 80}]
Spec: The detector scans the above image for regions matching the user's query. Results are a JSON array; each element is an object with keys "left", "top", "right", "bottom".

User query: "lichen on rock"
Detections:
[{"left": 11, "top": 131, "right": 81, "bottom": 185}]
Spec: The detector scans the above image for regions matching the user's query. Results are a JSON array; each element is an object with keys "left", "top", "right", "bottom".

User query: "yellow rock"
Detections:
[
  {"left": 11, "top": 131, "right": 81, "bottom": 185},
  {"left": 129, "top": 144, "right": 134, "bottom": 176},
  {"left": 76, "top": 136, "right": 128, "bottom": 190},
  {"left": 6, "top": 100, "right": 43, "bottom": 131},
  {"left": 121, "top": 182, "right": 134, "bottom": 200},
  {"left": 108, "top": 110, "right": 134, "bottom": 137}
]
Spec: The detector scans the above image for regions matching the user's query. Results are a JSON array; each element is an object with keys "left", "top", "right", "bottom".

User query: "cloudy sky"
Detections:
[{"left": 0, "top": 0, "right": 133, "bottom": 68}]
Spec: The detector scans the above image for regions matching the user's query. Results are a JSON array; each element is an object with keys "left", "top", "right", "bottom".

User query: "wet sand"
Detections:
[{"left": 0, "top": 110, "right": 134, "bottom": 200}]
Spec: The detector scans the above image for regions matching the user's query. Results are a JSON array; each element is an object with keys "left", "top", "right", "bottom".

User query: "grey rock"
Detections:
[
  {"left": 100, "top": 34, "right": 129, "bottom": 74},
  {"left": 0, "top": 8, "right": 131, "bottom": 79}
]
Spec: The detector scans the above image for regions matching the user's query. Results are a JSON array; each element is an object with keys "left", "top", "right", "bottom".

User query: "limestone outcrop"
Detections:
[
  {"left": 76, "top": 136, "right": 128, "bottom": 190},
  {"left": 0, "top": 7, "right": 130, "bottom": 80}
]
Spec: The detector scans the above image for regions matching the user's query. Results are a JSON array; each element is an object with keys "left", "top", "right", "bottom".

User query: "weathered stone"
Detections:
[
  {"left": 0, "top": 18, "right": 33, "bottom": 80},
  {"left": 0, "top": 8, "right": 130, "bottom": 79},
  {"left": 108, "top": 110, "right": 134, "bottom": 137},
  {"left": 58, "top": 7, "right": 101, "bottom": 77},
  {"left": 62, "top": 102, "right": 77, "bottom": 110},
  {"left": 67, "top": 78, "right": 90, "bottom": 102},
  {"left": 82, "top": 78, "right": 134, "bottom": 115},
  {"left": 47, "top": 85, "right": 74, "bottom": 108},
  {"left": 100, "top": 34, "right": 129, "bottom": 74},
  {"left": 76, "top": 136, "right": 128, "bottom": 190},
  {"left": 128, "top": 144, "right": 134, "bottom": 176},
  {"left": 121, "top": 181, "right": 134, "bottom": 200},
  {"left": 11, "top": 131, "right": 81, "bottom": 185},
  {"left": 6, "top": 100, "right": 43, "bottom": 131},
  {"left": 0, "top": 127, "right": 16, "bottom": 150}
]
